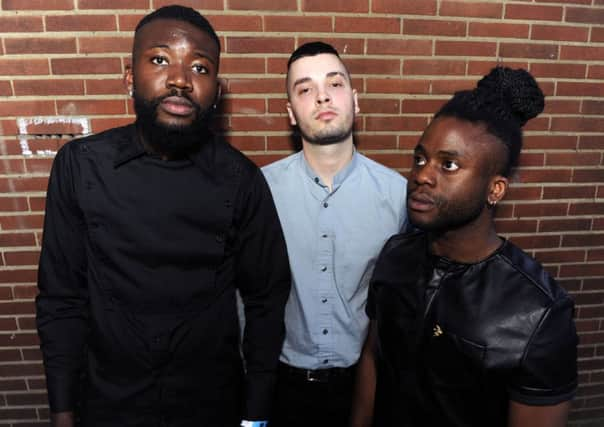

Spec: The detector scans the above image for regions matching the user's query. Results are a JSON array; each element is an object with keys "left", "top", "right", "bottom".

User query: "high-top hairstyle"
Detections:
[
  {"left": 435, "top": 66, "right": 544, "bottom": 177},
  {"left": 133, "top": 5, "right": 221, "bottom": 56}
]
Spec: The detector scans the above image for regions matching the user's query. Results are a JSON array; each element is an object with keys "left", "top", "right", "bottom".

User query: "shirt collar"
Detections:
[{"left": 299, "top": 147, "right": 359, "bottom": 190}]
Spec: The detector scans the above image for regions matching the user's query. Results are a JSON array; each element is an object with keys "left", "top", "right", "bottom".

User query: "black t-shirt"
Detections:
[{"left": 367, "top": 231, "right": 577, "bottom": 427}]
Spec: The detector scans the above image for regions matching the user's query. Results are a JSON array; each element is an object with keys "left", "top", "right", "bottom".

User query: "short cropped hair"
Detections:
[
  {"left": 134, "top": 5, "right": 220, "bottom": 53},
  {"left": 287, "top": 41, "right": 341, "bottom": 70},
  {"left": 435, "top": 66, "right": 544, "bottom": 177}
]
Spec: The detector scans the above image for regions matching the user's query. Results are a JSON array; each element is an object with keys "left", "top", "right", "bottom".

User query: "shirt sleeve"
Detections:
[
  {"left": 234, "top": 167, "right": 291, "bottom": 420},
  {"left": 508, "top": 295, "right": 578, "bottom": 406},
  {"left": 36, "top": 143, "right": 89, "bottom": 413}
]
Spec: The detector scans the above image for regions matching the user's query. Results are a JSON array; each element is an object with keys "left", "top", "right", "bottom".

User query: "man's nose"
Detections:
[{"left": 166, "top": 63, "right": 193, "bottom": 91}]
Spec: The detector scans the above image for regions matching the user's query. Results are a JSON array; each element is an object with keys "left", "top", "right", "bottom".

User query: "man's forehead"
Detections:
[
  {"left": 134, "top": 18, "right": 219, "bottom": 55},
  {"left": 288, "top": 53, "right": 349, "bottom": 81}
]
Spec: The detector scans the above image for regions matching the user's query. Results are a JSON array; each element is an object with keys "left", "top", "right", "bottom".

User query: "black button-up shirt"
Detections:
[{"left": 36, "top": 124, "right": 291, "bottom": 426}]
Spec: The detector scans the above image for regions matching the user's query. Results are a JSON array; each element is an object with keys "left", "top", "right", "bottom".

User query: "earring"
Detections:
[
  {"left": 488, "top": 199, "right": 497, "bottom": 206},
  {"left": 128, "top": 89, "right": 133, "bottom": 97}
]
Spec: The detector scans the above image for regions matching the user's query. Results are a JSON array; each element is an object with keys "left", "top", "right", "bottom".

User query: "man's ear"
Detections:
[
  {"left": 487, "top": 175, "right": 508, "bottom": 206},
  {"left": 124, "top": 64, "right": 133, "bottom": 97},
  {"left": 286, "top": 102, "right": 297, "bottom": 126},
  {"left": 214, "top": 80, "right": 223, "bottom": 108},
  {"left": 353, "top": 89, "right": 360, "bottom": 114}
]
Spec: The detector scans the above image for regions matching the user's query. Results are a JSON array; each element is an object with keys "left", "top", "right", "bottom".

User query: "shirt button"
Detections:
[
  {"left": 215, "top": 234, "right": 224, "bottom": 243},
  {"left": 323, "top": 202, "right": 328, "bottom": 208},
  {"left": 323, "top": 359, "right": 329, "bottom": 364},
  {"left": 321, "top": 234, "right": 327, "bottom": 238},
  {"left": 321, "top": 298, "right": 327, "bottom": 303},
  {"left": 321, "top": 266, "right": 327, "bottom": 272},
  {"left": 322, "top": 329, "right": 328, "bottom": 335}
]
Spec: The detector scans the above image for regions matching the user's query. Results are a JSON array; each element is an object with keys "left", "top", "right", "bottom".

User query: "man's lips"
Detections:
[
  {"left": 408, "top": 191, "right": 436, "bottom": 212},
  {"left": 160, "top": 96, "right": 194, "bottom": 116},
  {"left": 315, "top": 109, "right": 337, "bottom": 121}
]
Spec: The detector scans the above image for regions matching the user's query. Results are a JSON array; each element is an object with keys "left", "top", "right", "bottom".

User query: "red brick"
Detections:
[
  {"left": 494, "top": 219, "right": 538, "bottom": 234},
  {"left": 57, "top": 99, "right": 127, "bottom": 116},
  {"left": 355, "top": 134, "right": 398, "bottom": 150},
  {"left": 0, "top": 214, "right": 45, "bottom": 230},
  {"left": 0, "top": 16, "right": 43, "bottom": 32},
  {"left": 336, "top": 17, "right": 401, "bottom": 34},
  {"left": 440, "top": 1, "right": 502, "bottom": 18},
  {"left": 303, "top": 0, "right": 369, "bottom": 13},
  {"left": 543, "top": 186, "right": 596, "bottom": 199},
  {"left": 251, "top": 154, "right": 289, "bottom": 167},
  {"left": 570, "top": 203, "right": 604, "bottom": 216},
  {"left": 578, "top": 136, "right": 604, "bottom": 151},
  {"left": 23, "top": 120, "right": 85, "bottom": 136},
  {"left": 298, "top": 38, "right": 365, "bottom": 55},
  {"left": 90, "top": 118, "right": 133, "bottom": 134},
  {"left": 227, "top": 37, "right": 295, "bottom": 54},
  {"left": 46, "top": 14, "right": 116, "bottom": 31},
  {"left": 364, "top": 152, "right": 409, "bottom": 170},
  {"left": 561, "top": 46, "right": 604, "bottom": 61},
  {"left": 468, "top": 60, "right": 528, "bottom": 77},
  {"left": 524, "top": 135, "right": 577, "bottom": 150},
  {"left": 221, "top": 98, "right": 265, "bottom": 115},
  {"left": 563, "top": 234, "right": 604, "bottom": 247},
  {"left": 558, "top": 82, "right": 604, "bottom": 98},
  {"left": 515, "top": 202, "right": 568, "bottom": 218},
  {"left": 221, "top": 58, "right": 265, "bottom": 75},
  {"left": 0, "top": 59, "right": 50, "bottom": 76},
  {"left": 588, "top": 64, "right": 604, "bottom": 79},
  {"left": 2, "top": 0, "right": 73, "bottom": 9},
  {"left": 561, "top": 263, "right": 604, "bottom": 278},
  {"left": 86, "top": 78, "right": 125, "bottom": 95},
  {"left": 265, "top": 16, "right": 331, "bottom": 33},
  {"left": 4, "top": 251, "right": 40, "bottom": 267},
  {"left": 0, "top": 379, "right": 26, "bottom": 391},
  {"left": 226, "top": 135, "right": 265, "bottom": 152},
  {"left": 430, "top": 78, "right": 476, "bottom": 95},
  {"left": 79, "top": 36, "right": 132, "bottom": 54},
  {"left": 552, "top": 117, "right": 604, "bottom": 133},
  {"left": 365, "top": 116, "right": 429, "bottom": 132},
  {"left": 0, "top": 408, "right": 38, "bottom": 420},
  {"left": 4, "top": 37, "right": 76, "bottom": 55},
  {"left": 52, "top": 57, "right": 122, "bottom": 75},
  {"left": 593, "top": 28, "right": 604, "bottom": 43},
  {"left": 361, "top": 99, "right": 400, "bottom": 115},
  {"left": 230, "top": 116, "right": 289, "bottom": 132},
  {"left": 469, "top": 22, "right": 528, "bottom": 39},
  {"left": 228, "top": 78, "right": 284, "bottom": 94},
  {"left": 588, "top": 249, "right": 604, "bottom": 262},
  {"left": 367, "top": 39, "right": 432, "bottom": 56},
  {"left": 0, "top": 361, "right": 43, "bottom": 376},
  {"left": 500, "top": 43, "right": 558, "bottom": 60},
  {"left": 505, "top": 4, "right": 563, "bottom": 21},
  {"left": 373, "top": 0, "right": 436, "bottom": 15},
  {"left": 21, "top": 346, "right": 42, "bottom": 360},
  {"left": 79, "top": 0, "right": 149, "bottom": 8},
  {"left": 543, "top": 100, "right": 581, "bottom": 115},
  {"left": 0, "top": 318, "right": 18, "bottom": 331},
  {"left": 0, "top": 197, "right": 28, "bottom": 212},
  {"left": 435, "top": 41, "right": 496, "bottom": 57},
  {"left": 118, "top": 14, "right": 145, "bottom": 31},
  {"left": 532, "top": 25, "right": 589, "bottom": 42},
  {"left": 401, "top": 99, "right": 445, "bottom": 114},
  {"left": 267, "top": 98, "right": 290, "bottom": 114},
  {"left": 0, "top": 81, "right": 12, "bottom": 97},
  {"left": 228, "top": 0, "right": 296, "bottom": 10},
  {"left": 14, "top": 285, "right": 39, "bottom": 300},
  {"left": 535, "top": 250, "right": 585, "bottom": 264},
  {"left": 29, "top": 196, "right": 46, "bottom": 212},
  {"left": 13, "top": 79, "right": 84, "bottom": 97},
  {"left": 404, "top": 19, "right": 466, "bottom": 37},
  {"left": 403, "top": 60, "right": 465, "bottom": 76},
  {"left": 0, "top": 101, "right": 55, "bottom": 117},
  {"left": 539, "top": 218, "right": 592, "bottom": 232},
  {"left": 573, "top": 170, "right": 604, "bottom": 184},
  {"left": 345, "top": 58, "right": 401, "bottom": 76},
  {"left": 0, "top": 286, "right": 12, "bottom": 300},
  {"left": 509, "top": 234, "right": 560, "bottom": 250},
  {"left": 530, "top": 63, "right": 586, "bottom": 80},
  {"left": 518, "top": 152, "right": 544, "bottom": 167},
  {"left": 205, "top": 14, "right": 262, "bottom": 32},
  {"left": 266, "top": 136, "right": 296, "bottom": 151},
  {"left": 517, "top": 169, "right": 572, "bottom": 183},
  {"left": 505, "top": 186, "right": 542, "bottom": 201},
  {"left": 546, "top": 152, "right": 600, "bottom": 167},
  {"left": 154, "top": 0, "right": 222, "bottom": 9},
  {"left": 0, "top": 233, "right": 36, "bottom": 248},
  {"left": 566, "top": 7, "right": 604, "bottom": 24},
  {"left": 6, "top": 392, "right": 48, "bottom": 406},
  {"left": 583, "top": 101, "right": 604, "bottom": 115}
]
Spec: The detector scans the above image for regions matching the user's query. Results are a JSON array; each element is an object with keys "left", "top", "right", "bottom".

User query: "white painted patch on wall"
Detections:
[{"left": 17, "top": 116, "right": 91, "bottom": 157}]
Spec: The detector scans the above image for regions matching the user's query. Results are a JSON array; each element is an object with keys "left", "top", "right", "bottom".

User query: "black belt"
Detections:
[{"left": 278, "top": 362, "right": 356, "bottom": 383}]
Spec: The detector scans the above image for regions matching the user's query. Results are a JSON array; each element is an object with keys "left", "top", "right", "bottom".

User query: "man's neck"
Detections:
[
  {"left": 302, "top": 138, "right": 354, "bottom": 191},
  {"left": 429, "top": 214, "right": 502, "bottom": 263}
]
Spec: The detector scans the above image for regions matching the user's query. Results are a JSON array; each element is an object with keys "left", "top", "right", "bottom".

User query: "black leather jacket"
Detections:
[{"left": 367, "top": 231, "right": 578, "bottom": 427}]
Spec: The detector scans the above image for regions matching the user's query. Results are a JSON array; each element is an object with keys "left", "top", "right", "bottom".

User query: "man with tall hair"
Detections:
[
  {"left": 351, "top": 67, "right": 578, "bottom": 427},
  {"left": 36, "top": 5, "right": 290, "bottom": 427},
  {"left": 262, "top": 42, "right": 407, "bottom": 426}
]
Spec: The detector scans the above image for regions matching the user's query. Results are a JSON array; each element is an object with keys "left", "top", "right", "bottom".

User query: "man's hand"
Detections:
[{"left": 51, "top": 411, "right": 74, "bottom": 427}]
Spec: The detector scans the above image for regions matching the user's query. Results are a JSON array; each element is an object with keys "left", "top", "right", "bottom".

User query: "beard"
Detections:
[
  {"left": 133, "top": 89, "right": 213, "bottom": 158},
  {"left": 297, "top": 122, "right": 354, "bottom": 146},
  {"left": 408, "top": 191, "right": 486, "bottom": 233}
]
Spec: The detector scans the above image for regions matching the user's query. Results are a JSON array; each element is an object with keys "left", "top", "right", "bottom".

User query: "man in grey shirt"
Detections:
[{"left": 262, "top": 42, "right": 407, "bottom": 427}]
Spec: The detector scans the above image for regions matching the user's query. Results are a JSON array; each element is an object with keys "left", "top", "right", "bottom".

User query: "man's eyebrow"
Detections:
[
  {"left": 292, "top": 71, "right": 349, "bottom": 89},
  {"left": 292, "top": 76, "right": 312, "bottom": 88},
  {"left": 145, "top": 44, "right": 217, "bottom": 65},
  {"left": 326, "top": 71, "right": 348, "bottom": 80}
]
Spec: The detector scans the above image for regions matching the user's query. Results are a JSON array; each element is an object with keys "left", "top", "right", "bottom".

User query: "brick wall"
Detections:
[{"left": 0, "top": 0, "right": 602, "bottom": 425}]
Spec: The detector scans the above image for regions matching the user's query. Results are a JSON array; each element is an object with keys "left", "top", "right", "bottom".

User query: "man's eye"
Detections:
[
  {"left": 330, "top": 81, "right": 343, "bottom": 87},
  {"left": 443, "top": 160, "right": 459, "bottom": 171},
  {"left": 414, "top": 155, "right": 426, "bottom": 166},
  {"left": 151, "top": 56, "right": 168, "bottom": 65},
  {"left": 192, "top": 64, "right": 208, "bottom": 74},
  {"left": 298, "top": 87, "right": 311, "bottom": 95}
]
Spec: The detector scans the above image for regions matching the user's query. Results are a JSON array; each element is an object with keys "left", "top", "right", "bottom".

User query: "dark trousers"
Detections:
[{"left": 271, "top": 362, "right": 356, "bottom": 427}]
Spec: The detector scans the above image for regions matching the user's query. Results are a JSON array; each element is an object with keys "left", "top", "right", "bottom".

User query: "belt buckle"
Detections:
[{"left": 306, "top": 369, "right": 325, "bottom": 383}]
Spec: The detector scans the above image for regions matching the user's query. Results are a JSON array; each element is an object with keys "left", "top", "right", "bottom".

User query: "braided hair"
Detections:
[{"left": 435, "top": 67, "right": 544, "bottom": 177}]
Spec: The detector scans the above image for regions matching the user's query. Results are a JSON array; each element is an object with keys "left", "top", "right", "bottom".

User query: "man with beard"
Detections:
[
  {"left": 351, "top": 67, "right": 578, "bottom": 427},
  {"left": 36, "top": 5, "right": 290, "bottom": 427},
  {"left": 262, "top": 42, "right": 407, "bottom": 426}
]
